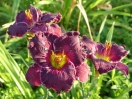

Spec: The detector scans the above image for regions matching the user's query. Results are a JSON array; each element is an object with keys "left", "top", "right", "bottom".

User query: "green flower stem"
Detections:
[
  {"left": 91, "top": 64, "right": 95, "bottom": 81},
  {"left": 88, "top": 64, "right": 103, "bottom": 98},
  {"left": 4, "top": 30, "right": 9, "bottom": 43},
  {"left": 96, "top": 75, "right": 103, "bottom": 94},
  {"left": 27, "top": 41, "right": 30, "bottom": 59},
  {"left": 112, "top": 69, "right": 116, "bottom": 81},
  {"left": 88, "top": 65, "right": 96, "bottom": 96},
  {"left": 89, "top": 78, "right": 98, "bottom": 98},
  {"left": 80, "top": 83, "right": 84, "bottom": 98}
]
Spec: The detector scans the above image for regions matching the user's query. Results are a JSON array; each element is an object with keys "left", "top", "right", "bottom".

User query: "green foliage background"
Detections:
[{"left": 0, "top": 0, "right": 132, "bottom": 99}]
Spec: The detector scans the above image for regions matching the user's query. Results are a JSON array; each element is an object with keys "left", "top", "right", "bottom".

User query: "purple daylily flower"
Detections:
[
  {"left": 16, "top": 5, "right": 41, "bottom": 27},
  {"left": 90, "top": 42, "right": 129, "bottom": 75},
  {"left": 8, "top": 5, "right": 62, "bottom": 38},
  {"left": 26, "top": 31, "right": 91, "bottom": 93},
  {"left": 8, "top": 5, "right": 41, "bottom": 37}
]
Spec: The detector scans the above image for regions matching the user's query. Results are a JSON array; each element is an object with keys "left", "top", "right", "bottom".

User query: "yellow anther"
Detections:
[
  {"left": 105, "top": 41, "right": 112, "bottom": 50},
  {"left": 25, "top": 9, "right": 33, "bottom": 20},
  {"left": 26, "top": 32, "right": 35, "bottom": 41}
]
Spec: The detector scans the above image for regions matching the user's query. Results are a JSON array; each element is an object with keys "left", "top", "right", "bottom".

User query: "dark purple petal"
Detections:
[
  {"left": 29, "top": 32, "right": 51, "bottom": 63},
  {"left": 81, "top": 35, "right": 97, "bottom": 59},
  {"left": 39, "top": 12, "right": 62, "bottom": 24},
  {"left": 109, "top": 44, "right": 129, "bottom": 62},
  {"left": 75, "top": 62, "right": 90, "bottom": 82},
  {"left": 115, "top": 62, "right": 129, "bottom": 75},
  {"left": 26, "top": 63, "right": 41, "bottom": 86},
  {"left": 30, "top": 23, "right": 47, "bottom": 33},
  {"left": 53, "top": 31, "right": 85, "bottom": 66},
  {"left": 44, "top": 33, "right": 59, "bottom": 44},
  {"left": 30, "top": 23, "right": 63, "bottom": 37},
  {"left": 16, "top": 11, "right": 28, "bottom": 22},
  {"left": 29, "top": 5, "right": 41, "bottom": 22},
  {"left": 91, "top": 55, "right": 116, "bottom": 74},
  {"left": 40, "top": 61, "right": 76, "bottom": 94},
  {"left": 16, "top": 11, "right": 33, "bottom": 27},
  {"left": 95, "top": 43, "right": 105, "bottom": 55},
  {"left": 8, "top": 22, "right": 28, "bottom": 37},
  {"left": 47, "top": 24, "right": 63, "bottom": 37}
]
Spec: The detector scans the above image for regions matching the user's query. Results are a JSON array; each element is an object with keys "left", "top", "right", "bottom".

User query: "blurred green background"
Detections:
[{"left": 0, "top": 0, "right": 132, "bottom": 99}]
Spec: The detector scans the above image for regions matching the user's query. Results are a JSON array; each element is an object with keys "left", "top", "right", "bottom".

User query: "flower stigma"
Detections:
[
  {"left": 50, "top": 51, "right": 67, "bottom": 69},
  {"left": 25, "top": 9, "right": 33, "bottom": 20}
]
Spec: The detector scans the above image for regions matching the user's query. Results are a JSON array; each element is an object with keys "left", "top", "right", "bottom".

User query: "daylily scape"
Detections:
[{"left": 7, "top": 5, "right": 130, "bottom": 93}]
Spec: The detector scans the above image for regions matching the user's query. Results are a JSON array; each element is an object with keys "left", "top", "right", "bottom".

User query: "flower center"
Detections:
[
  {"left": 50, "top": 51, "right": 67, "bottom": 69},
  {"left": 96, "top": 42, "right": 112, "bottom": 62},
  {"left": 25, "top": 9, "right": 33, "bottom": 20}
]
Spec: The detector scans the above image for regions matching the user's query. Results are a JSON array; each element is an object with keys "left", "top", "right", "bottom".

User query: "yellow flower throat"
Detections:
[{"left": 50, "top": 51, "right": 67, "bottom": 69}]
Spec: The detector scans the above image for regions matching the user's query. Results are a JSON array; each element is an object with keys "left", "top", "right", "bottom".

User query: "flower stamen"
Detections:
[
  {"left": 25, "top": 9, "right": 33, "bottom": 20},
  {"left": 105, "top": 41, "right": 112, "bottom": 50}
]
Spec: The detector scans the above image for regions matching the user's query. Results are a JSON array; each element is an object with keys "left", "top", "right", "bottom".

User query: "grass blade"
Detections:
[
  {"left": 106, "top": 22, "right": 115, "bottom": 42},
  {"left": 96, "top": 15, "right": 107, "bottom": 42},
  {"left": 89, "top": 10, "right": 132, "bottom": 17},
  {"left": 112, "top": 3, "right": 132, "bottom": 10},
  {"left": 106, "top": 19, "right": 132, "bottom": 31},
  {"left": 76, "top": 4, "right": 93, "bottom": 40}
]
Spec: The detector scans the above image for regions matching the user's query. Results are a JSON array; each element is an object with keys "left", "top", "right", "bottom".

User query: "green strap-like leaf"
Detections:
[
  {"left": 0, "top": 41, "right": 33, "bottom": 98},
  {"left": 106, "top": 22, "right": 115, "bottom": 42},
  {"left": 96, "top": 16, "right": 107, "bottom": 42},
  {"left": 76, "top": 4, "right": 93, "bottom": 40}
]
